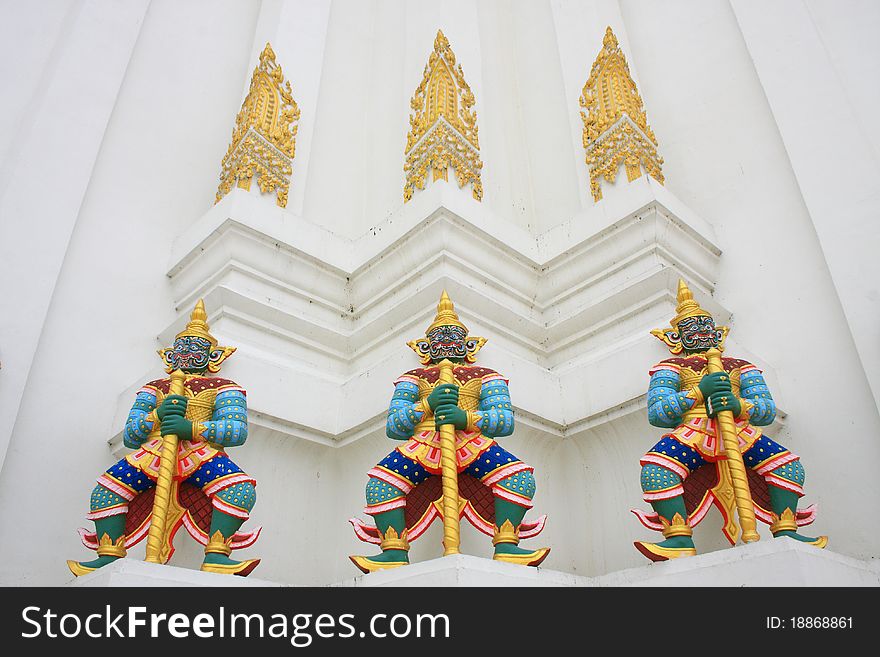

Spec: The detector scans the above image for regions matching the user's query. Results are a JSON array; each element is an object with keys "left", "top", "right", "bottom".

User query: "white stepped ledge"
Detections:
[
  {"left": 106, "top": 178, "right": 785, "bottom": 449},
  {"left": 66, "top": 559, "right": 282, "bottom": 588},
  {"left": 335, "top": 540, "right": 879, "bottom": 587},
  {"left": 165, "top": 180, "right": 720, "bottom": 369},
  {"left": 67, "top": 539, "right": 869, "bottom": 588}
]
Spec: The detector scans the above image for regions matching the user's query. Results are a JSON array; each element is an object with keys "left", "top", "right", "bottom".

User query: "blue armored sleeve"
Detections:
[
  {"left": 197, "top": 386, "right": 248, "bottom": 447},
  {"left": 739, "top": 365, "right": 776, "bottom": 426},
  {"left": 386, "top": 379, "right": 425, "bottom": 440},
  {"left": 122, "top": 387, "right": 159, "bottom": 448},
  {"left": 647, "top": 366, "right": 697, "bottom": 428},
  {"left": 473, "top": 376, "right": 515, "bottom": 438}
]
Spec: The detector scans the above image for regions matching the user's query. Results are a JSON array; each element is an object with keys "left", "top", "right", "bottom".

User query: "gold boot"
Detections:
[
  {"left": 349, "top": 527, "right": 410, "bottom": 574},
  {"left": 770, "top": 509, "right": 828, "bottom": 548},
  {"left": 491, "top": 520, "right": 551, "bottom": 567},
  {"left": 199, "top": 531, "right": 261, "bottom": 576},
  {"left": 67, "top": 533, "right": 127, "bottom": 577},
  {"left": 66, "top": 561, "right": 96, "bottom": 577},
  {"left": 634, "top": 513, "right": 697, "bottom": 562}
]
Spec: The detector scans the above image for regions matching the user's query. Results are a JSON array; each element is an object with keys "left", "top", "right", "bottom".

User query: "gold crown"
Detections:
[
  {"left": 175, "top": 299, "right": 218, "bottom": 346},
  {"left": 426, "top": 290, "right": 468, "bottom": 334},
  {"left": 670, "top": 279, "right": 712, "bottom": 328}
]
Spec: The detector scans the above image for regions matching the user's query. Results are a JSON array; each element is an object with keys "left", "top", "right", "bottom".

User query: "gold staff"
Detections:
[
  {"left": 145, "top": 369, "right": 187, "bottom": 563},
  {"left": 705, "top": 347, "right": 760, "bottom": 543},
  {"left": 436, "top": 358, "right": 461, "bottom": 555}
]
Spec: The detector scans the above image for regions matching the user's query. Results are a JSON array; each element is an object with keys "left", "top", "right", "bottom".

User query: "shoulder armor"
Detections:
[
  {"left": 722, "top": 357, "right": 751, "bottom": 371},
  {"left": 398, "top": 367, "right": 439, "bottom": 385},
  {"left": 145, "top": 378, "right": 170, "bottom": 393},
  {"left": 194, "top": 377, "right": 241, "bottom": 394},
  {"left": 454, "top": 365, "right": 498, "bottom": 383}
]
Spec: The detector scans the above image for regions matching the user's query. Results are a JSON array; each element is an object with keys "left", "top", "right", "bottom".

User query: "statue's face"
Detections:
[
  {"left": 168, "top": 336, "right": 212, "bottom": 373},
  {"left": 427, "top": 325, "right": 468, "bottom": 362},
  {"left": 678, "top": 315, "right": 721, "bottom": 353}
]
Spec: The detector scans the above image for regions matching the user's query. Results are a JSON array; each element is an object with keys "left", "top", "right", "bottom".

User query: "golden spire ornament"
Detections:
[
  {"left": 404, "top": 30, "right": 483, "bottom": 202},
  {"left": 215, "top": 43, "right": 300, "bottom": 207},
  {"left": 580, "top": 27, "right": 664, "bottom": 201}
]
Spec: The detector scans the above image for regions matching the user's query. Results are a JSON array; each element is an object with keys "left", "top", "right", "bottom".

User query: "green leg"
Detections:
[
  {"left": 202, "top": 510, "right": 248, "bottom": 566},
  {"left": 768, "top": 486, "right": 824, "bottom": 544},
  {"left": 492, "top": 498, "right": 535, "bottom": 556},
  {"left": 648, "top": 496, "right": 695, "bottom": 550},
  {"left": 199, "top": 508, "right": 261, "bottom": 576},
  {"left": 363, "top": 508, "right": 409, "bottom": 564},
  {"left": 491, "top": 497, "right": 551, "bottom": 566},
  {"left": 76, "top": 515, "right": 127, "bottom": 570},
  {"left": 349, "top": 507, "right": 410, "bottom": 573},
  {"left": 633, "top": 494, "right": 697, "bottom": 562}
]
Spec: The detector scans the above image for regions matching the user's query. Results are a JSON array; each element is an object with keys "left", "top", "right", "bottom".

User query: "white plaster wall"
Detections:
[
  {"left": 0, "top": 0, "right": 149, "bottom": 474},
  {"left": 731, "top": 0, "right": 880, "bottom": 411},
  {"left": 0, "top": 0, "right": 260, "bottom": 585},
  {"left": 0, "top": 0, "right": 74, "bottom": 170}
]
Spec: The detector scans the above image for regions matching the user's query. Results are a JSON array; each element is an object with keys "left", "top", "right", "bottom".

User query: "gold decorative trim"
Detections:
[
  {"left": 492, "top": 519, "right": 520, "bottom": 546},
  {"left": 216, "top": 43, "right": 300, "bottom": 208},
  {"left": 200, "top": 558, "right": 260, "bottom": 576},
  {"left": 404, "top": 30, "right": 483, "bottom": 202},
  {"left": 580, "top": 27, "right": 663, "bottom": 201},
  {"left": 712, "top": 459, "right": 741, "bottom": 545},
  {"left": 769, "top": 508, "right": 798, "bottom": 534},
  {"left": 379, "top": 526, "right": 410, "bottom": 552},
  {"left": 205, "top": 530, "right": 233, "bottom": 556},
  {"left": 634, "top": 541, "right": 696, "bottom": 561},
  {"left": 493, "top": 547, "right": 551, "bottom": 567},
  {"left": 349, "top": 555, "right": 408, "bottom": 574},
  {"left": 96, "top": 533, "right": 127, "bottom": 558},
  {"left": 660, "top": 512, "right": 692, "bottom": 538},
  {"left": 67, "top": 560, "right": 97, "bottom": 577}
]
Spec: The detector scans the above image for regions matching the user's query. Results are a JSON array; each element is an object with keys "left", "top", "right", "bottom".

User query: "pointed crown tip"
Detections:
[
  {"left": 603, "top": 27, "right": 619, "bottom": 48},
  {"left": 671, "top": 279, "right": 712, "bottom": 327},
  {"left": 175, "top": 299, "right": 217, "bottom": 345},
  {"left": 426, "top": 290, "right": 467, "bottom": 334},
  {"left": 677, "top": 279, "right": 693, "bottom": 301},
  {"left": 434, "top": 29, "right": 450, "bottom": 48}
]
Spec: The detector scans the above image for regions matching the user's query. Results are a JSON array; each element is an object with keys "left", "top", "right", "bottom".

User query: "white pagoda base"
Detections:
[
  {"left": 66, "top": 558, "right": 283, "bottom": 587},
  {"left": 336, "top": 539, "right": 880, "bottom": 587},
  {"left": 65, "top": 539, "right": 878, "bottom": 587}
]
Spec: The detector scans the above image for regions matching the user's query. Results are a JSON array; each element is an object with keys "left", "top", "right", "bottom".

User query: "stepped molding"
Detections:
[{"left": 110, "top": 179, "right": 787, "bottom": 450}]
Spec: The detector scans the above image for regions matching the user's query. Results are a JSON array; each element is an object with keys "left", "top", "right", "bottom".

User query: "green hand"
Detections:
[
  {"left": 698, "top": 371, "right": 732, "bottom": 398},
  {"left": 160, "top": 414, "right": 193, "bottom": 440},
  {"left": 706, "top": 392, "right": 741, "bottom": 417},
  {"left": 157, "top": 394, "right": 188, "bottom": 420},
  {"left": 428, "top": 384, "right": 459, "bottom": 411},
  {"left": 434, "top": 403, "right": 467, "bottom": 430}
]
